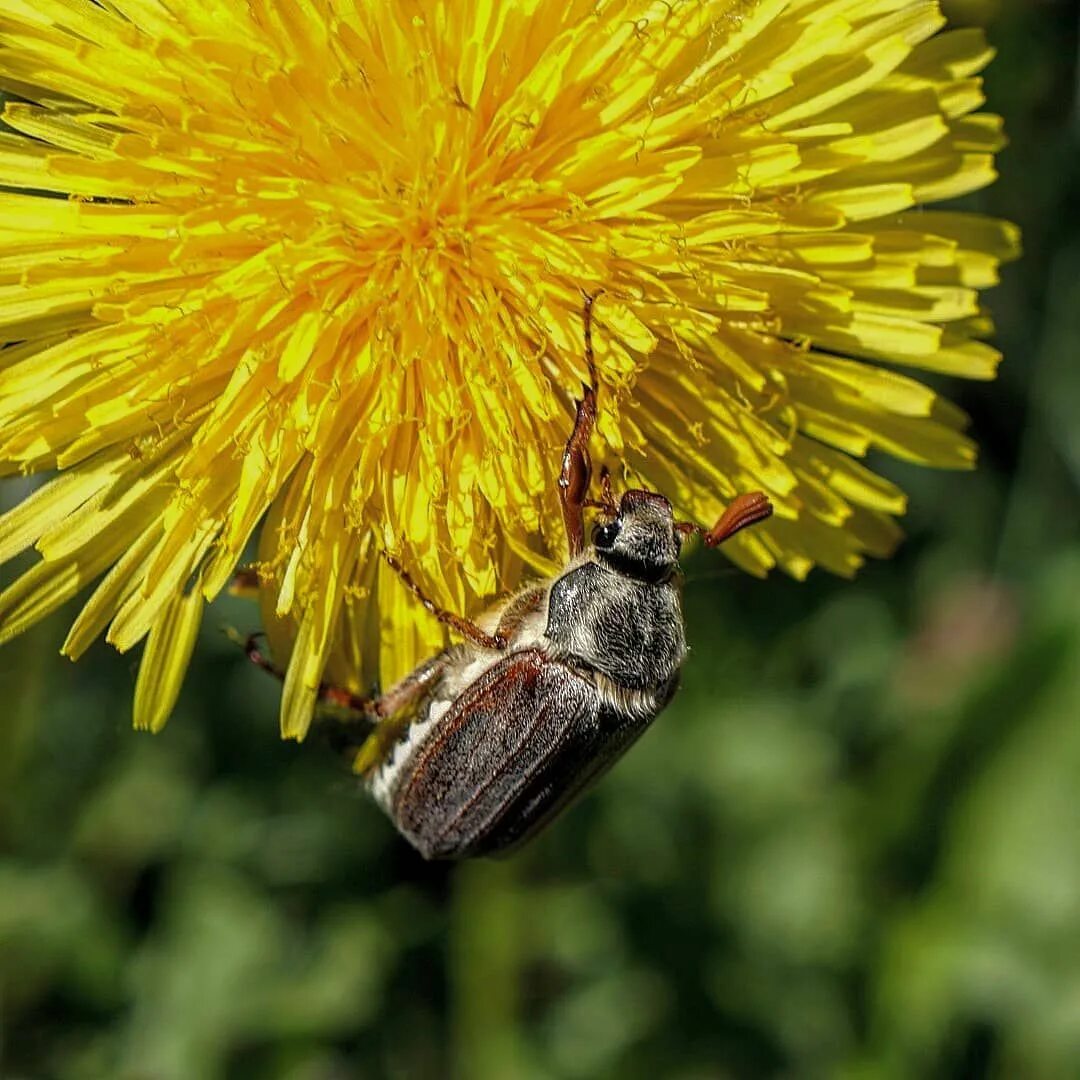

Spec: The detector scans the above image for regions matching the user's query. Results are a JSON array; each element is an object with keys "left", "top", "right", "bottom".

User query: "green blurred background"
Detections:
[{"left": 2, "top": 4, "right": 1079, "bottom": 1078}]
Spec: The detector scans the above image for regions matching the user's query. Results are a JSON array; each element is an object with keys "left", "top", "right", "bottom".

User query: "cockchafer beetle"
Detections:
[{"left": 242, "top": 294, "right": 773, "bottom": 859}]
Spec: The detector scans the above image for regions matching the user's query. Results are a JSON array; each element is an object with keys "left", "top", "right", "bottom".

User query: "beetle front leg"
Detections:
[
  {"left": 558, "top": 291, "right": 601, "bottom": 558},
  {"left": 558, "top": 393, "right": 594, "bottom": 558},
  {"left": 382, "top": 552, "right": 507, "bottom": 650}
]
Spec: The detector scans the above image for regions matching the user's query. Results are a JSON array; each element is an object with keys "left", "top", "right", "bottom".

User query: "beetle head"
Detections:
[{"left": 592, "top": 489, "right": 680, "bottom": 582}]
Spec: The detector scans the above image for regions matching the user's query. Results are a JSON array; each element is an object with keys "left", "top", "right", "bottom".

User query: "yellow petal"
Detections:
[{"left": 133, "top": 573, "right": 205, "bottom": 732}]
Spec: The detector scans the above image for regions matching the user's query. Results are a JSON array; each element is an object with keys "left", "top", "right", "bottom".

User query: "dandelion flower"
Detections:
[{"left": 0, "top": 0, "right": 1017, "bottom": 739}]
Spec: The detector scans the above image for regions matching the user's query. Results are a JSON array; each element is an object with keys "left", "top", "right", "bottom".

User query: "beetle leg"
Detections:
[
  {"left": 235, "top": 630, "right": 380, "bottom": 714},
  {"left": 559, "top": 291, "right": 601, "bottom": 558},
  {"left": 382, "top": 552, "right": 508, "bottom": 650},
  {"left": 239, "top": 630, "right": 281, "bottom": 678},
  {"left": 558, "top": 390, "right": 594, "bottom": 557}
]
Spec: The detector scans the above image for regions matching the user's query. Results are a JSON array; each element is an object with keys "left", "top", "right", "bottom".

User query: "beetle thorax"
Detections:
[
  {"left": 366, "top": 490, "right": 690, "bottom": 840},
  {"left": 544, "top": 560, "right": 686, "bottom": 697}
]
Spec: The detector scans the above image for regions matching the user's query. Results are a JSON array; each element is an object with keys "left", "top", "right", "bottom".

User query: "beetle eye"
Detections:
[{"left": 592, "top": 520, "right": 620, "bottom": 550}]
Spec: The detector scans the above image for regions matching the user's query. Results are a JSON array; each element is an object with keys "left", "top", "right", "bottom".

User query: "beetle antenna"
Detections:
[
  {"left": 580, "top": 287, "right": 606, "bottom": 398},
  {"left": 581, "top": 466, "right": 618, "bottom": 517},
  {"left": 599, "top": 464, "right": 616, "bottom": 514},
  {"left": 676, "top": 491, "right": 774, "bottom": 546}
]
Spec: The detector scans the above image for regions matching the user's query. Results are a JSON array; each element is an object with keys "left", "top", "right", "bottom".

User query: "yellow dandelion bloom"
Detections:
[{"left": 0, "top": 0, "right": 1017, "bottom": 739}]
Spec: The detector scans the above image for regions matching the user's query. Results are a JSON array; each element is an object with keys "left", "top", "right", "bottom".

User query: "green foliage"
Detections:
[{"left": 2, "top": 5, "right": 1079, "bottom": 1077}]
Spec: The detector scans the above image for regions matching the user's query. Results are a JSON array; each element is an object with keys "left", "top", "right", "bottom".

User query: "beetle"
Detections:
[{"left": 243, "top": 294, "right": 772, "bottom": 859}]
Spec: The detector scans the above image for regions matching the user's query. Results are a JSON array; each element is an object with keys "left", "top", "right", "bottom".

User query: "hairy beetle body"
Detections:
[
  {"left": 241, "top": 295, "right": 772, "bottom": 859},
  {"left": 368, "top": 522, "right": 687, "bottom": 858}
]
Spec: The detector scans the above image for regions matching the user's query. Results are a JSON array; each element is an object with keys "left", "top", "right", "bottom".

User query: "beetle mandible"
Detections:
[{"left": 244, "top": 293, "right": 773, "bottom": 859}]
